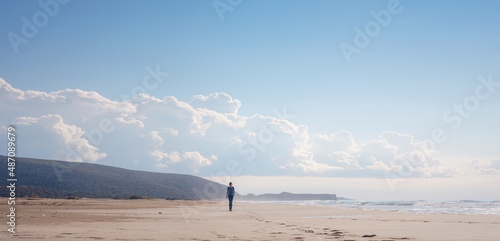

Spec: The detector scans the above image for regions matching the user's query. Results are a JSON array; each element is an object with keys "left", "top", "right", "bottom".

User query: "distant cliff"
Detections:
[{"left": 239, "top": 192, "right": 337, "bottom": 201}]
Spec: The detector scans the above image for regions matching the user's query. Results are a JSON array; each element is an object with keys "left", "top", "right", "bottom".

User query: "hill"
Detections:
[{"left": 0, "top": 155, "right": 226, "bottom": 200}]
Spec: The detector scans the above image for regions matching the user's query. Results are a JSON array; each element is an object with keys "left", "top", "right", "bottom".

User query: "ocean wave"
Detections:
[{"left": 243, "top": 199, "right": 500, "bottom": 215}]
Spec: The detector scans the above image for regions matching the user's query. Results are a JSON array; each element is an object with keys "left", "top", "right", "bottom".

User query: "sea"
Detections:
[{"left": 243, "top": 200, "right": 500, "bottom": 215}]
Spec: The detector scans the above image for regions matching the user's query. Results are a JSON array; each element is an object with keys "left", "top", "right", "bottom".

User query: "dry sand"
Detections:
[{"left": 1, "top": 198, "right": 499, "bottom": 240}]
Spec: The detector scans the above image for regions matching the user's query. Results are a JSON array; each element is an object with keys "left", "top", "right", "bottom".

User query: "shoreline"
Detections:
[
  {"left": 239, "top": 199, "right": 500, "bottom": 216},
  {"left": 1, "top": 198, "right": 499, "bottom": 240}
]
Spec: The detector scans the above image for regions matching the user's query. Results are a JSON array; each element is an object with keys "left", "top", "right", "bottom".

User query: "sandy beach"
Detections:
[{"left": 1, "top": 198, "right": 499, "bottom": 241}]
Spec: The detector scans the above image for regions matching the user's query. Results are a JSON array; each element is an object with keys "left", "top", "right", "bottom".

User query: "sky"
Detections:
[{"left": 1, "top": 0, "right": 499, "bottom": 200}]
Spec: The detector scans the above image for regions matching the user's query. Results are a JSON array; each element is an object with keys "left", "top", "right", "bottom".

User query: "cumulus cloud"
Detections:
[
  {"left": 12, "top": 114, "right": 106, "bottom": 162},
  {"left": 0, "top": 78, "right": 460, "bottom": 178},
  {"left": 467, "top": 159, "right": 500, "bottom": 175},
  {"left": 308, "top": 130, "right": 460, "bottom": 178},
  {"left": 0, "top": 78, "right": 138, "bottom": 130},
  {"left": 190, "top": 93, "right": 241, "bottom": 114},
  {"left": 153, "top": 150, "right": 214, "bottom": 173}
]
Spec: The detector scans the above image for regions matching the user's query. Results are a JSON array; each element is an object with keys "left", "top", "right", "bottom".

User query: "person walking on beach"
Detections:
[{"left": 226, "top": 182, "right": 235, "bottom": 211}]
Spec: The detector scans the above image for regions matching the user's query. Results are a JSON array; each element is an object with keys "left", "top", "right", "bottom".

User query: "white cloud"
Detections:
[
  {"left": 1, "top": 78, "right": 138, "bottom": 130},
  {"left": 149, "top": 131, "right": 165, "bottom": 147},
  {"left": 467, "top": 159, "right": 500, "bottom": 175},
  {"left": 12, "top": 114, "right": 106, "bottom": 162},
  {"left": 153, "top": 150, "right": 213, "bottom": 173},
  {"left": 307, "top": 130, "right": 461, "bottom": 178},
  {"left": 0, "top": 78, "right": 461, "bottom": 178},
  {"left": 190, "top": 92, "right": 241, "bottom": 114}
]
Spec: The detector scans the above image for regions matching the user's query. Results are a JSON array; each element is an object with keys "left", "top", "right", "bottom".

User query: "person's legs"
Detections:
[{"left": 228, "top": 195, "right": 233, "bottom": 211}]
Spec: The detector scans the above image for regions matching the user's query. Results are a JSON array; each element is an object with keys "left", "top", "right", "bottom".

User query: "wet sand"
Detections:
[{"left": 1, "top": 198, "right": 499, "bottom": 240}]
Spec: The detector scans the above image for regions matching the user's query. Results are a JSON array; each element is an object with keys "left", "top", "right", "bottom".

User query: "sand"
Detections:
[{"left": 1, "top": 198, "right": 499, "bottom": 241}]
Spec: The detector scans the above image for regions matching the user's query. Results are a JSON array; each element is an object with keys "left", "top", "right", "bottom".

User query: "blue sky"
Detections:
[{"left": 1, "top": 0, "right": 500, "bottom": 200}]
